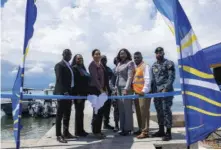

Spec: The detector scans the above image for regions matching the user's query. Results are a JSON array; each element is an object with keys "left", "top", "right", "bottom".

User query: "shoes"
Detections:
[
  {"left": 136, "top": 132, "right": 149, "bottom": 139},
  {"left": 100, "top": 132, "right": 106, "bottom": 137},
  {"left": 57, "top": 136, "right": 67, "bottom": 143},
  {"left": 162, "top": 128, "right": 172, "bottom": 141},
  {"left": 94, "top": 133, "right": 106, "bottom": 139},
  {"left": 119, "top": 130, "right": 132, "bottom": 136},
  {"left": 151, "top": 125, "right": 165, "bottom": 137},
  {"left": 103, "top": 124, "right": 114, "bottom": 130},
  {"left": 113, "top": 126, "right": 119, "bottom": 132},
  {"left": 151, "top": 131, "right": 165, "bottom": 137},
  {"left": 63, "top": 132, "right": 78, "bottom": 139},
  {"left": 75, "top": 131, "right": 89, "bottom": 137},
  {"left": 162, "top": 133, "right": 172, "bottom": 141},
  {"left": 113, "top": 122, "right": 119, "bottom": 132}
]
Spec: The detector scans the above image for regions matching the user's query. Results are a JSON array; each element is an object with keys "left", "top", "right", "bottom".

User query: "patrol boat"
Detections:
[
  {"left": 1, "top": 88, "right": 36, "bottom": 116},
  {"left": 1, "top": 84, "right": 57, "bottom": 118},
  {"left": 28, "top": 83, "right": 57, "bottom": 118}
]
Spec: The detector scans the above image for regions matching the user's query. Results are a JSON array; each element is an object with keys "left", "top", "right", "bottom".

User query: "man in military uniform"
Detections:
[{"left": 151, "top": 47, "right": 175, "bottom": 141}]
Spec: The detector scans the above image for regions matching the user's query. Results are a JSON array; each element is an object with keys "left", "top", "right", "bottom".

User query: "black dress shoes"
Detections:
[
  {"left": 113, "top": 126, "right": 119, "bottom": 132},
  {"left": 162, "top": 133, "right": 172, "bottom": 141},
  {"left": 75, "top": 131, "right": 89, "bottom": 137},
  {"left": 103, "top": 124, "right": 114, "bottom": 130},
  {"left": 119, "top": 130, "right": 132, "bottom": 136},
  {"left": 57, "top": 136, "right": 67, "bottom": 143},
  {"left": 63, "top": 132, "right": 78, "bottom": 139}
]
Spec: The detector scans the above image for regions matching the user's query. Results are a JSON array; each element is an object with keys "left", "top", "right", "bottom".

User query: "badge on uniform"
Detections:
[{"left": 167, "top": 62, "right": 173, "bottom": 69}]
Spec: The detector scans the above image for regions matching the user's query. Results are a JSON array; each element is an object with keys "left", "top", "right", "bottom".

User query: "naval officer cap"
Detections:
[{"left": 155, "top": 47, "right": 164, "bottom": 53}]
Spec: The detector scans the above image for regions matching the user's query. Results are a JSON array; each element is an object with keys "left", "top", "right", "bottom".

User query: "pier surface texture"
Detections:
[{"left": 1, "top": 101, "right": 199, "bottom": 149}]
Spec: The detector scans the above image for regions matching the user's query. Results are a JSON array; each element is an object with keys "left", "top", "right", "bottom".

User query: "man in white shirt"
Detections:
[{"left": 132, "top": 51, "right": 152, "bottom": 139}]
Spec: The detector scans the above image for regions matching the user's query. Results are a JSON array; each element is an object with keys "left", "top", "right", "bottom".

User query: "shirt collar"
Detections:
[
  {"left": 63, "top": 59, "right": 70, "bottom": 66},
  {"left": 136, "top": 61, "right": 144, "bottom": 67}
]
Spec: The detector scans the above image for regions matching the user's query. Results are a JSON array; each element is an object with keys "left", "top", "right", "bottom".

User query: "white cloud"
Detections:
[
  {"left": 11, "top": 68, "right": 18, "bottom": 75},
  {"left": 26, "top": 66, "right": 44, "bottom": 74},
  {"left": 1, "top": 0, "right": 221, "bottom": 69},
  {"left": 10, "top": 63, "right": 47, "bottom": 75}
]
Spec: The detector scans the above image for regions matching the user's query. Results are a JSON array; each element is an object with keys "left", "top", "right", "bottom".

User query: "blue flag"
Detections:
[
  {"left": 153, "top": 0, "right": 221, "bottom": 146},
  {"left": 12, "top": 67, "right": 23, "bottom": 149},
  {"left": 202, "top": 42, "right": 221, "bottom": 68},
  {"left": 11, "top": 0, "right": 37, "bottom": 148}
]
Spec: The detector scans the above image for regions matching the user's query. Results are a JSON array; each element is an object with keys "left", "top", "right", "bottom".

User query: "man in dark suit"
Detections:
[
  {"left": 54, "top": 49, "right": 76, "bottom": 143},
  {"left": 101, "top": 55, "right": 114, "bottom": 130}
]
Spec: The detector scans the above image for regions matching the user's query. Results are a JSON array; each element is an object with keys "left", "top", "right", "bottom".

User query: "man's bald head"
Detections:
[
  {"left": 62, "top": 49, "right": 72, "bottom": 62},
  {"left": 101, "top": 55, "right": 107, "bottom": 66}
]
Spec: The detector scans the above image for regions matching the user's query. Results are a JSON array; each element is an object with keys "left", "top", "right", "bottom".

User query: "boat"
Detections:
[
  {"left": 1, "top": 88, "right": 35, "bottom": 116},
  {"left": 28, "top": 84, "right": 57, "bottom": 118},
  {"left": 1, "top": 84, "right": 57, "bottom": 118}
]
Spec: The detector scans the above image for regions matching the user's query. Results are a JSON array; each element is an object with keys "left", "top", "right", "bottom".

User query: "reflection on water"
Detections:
[
  {"left": 1, "top": 113, "right": 55, "bottom": 140},
  {"left": 1, "top": 90, "right": 55, "bottom": 140}
]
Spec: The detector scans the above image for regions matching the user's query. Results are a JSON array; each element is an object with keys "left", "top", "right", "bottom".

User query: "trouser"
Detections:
[
  {"left": 134, "top": 98, "right": 142, "bottom": 130},
  {"left": 74, "top": 99, "right": 85, "bottom": 134},
  {"left": 113, "top": 100, "right": 119, "bottom": 123},
  {"left": 139, "top": 98, "right": 151, "bottom": 133},
  {"left": 103, "top": 99, "right": 111, "bottom": 125},
  {"left": 154, "top": 97, "right": 173, "bottom": 128},
  {"left": 117, "top": 88, "right": 133, "bottom": 131},
  {"left": 56, "top": 100, "right": 72, "bottom": 136},
  {"left": 90, "top": 87, "right": 104, "bottom": 134},
  {"left": 92, "top": 107, "right": 104, "bottom": 133}
]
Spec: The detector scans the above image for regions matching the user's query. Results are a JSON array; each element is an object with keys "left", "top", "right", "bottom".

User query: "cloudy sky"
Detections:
[{"left": 1, "top": 0, "right": 221, "bottom": 88}]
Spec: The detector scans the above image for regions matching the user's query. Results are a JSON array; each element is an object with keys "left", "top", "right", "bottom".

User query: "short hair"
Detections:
[
  {"left": 62, "top": 49, "right": 71, "bottom": 55},
  {"left": 101, "top": 55, "right": 107, "bottom": 60},
  {"left": 134, "top": 51, "right": 142, "bottom": 56},
  {"left": 116, "top": 48, "right": 132, "bottom": 62},
  {"left": 92, "top": 49, "right": 100, "bottom": 56}
]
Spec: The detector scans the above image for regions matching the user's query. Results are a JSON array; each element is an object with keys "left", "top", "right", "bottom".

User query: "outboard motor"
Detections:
[
  {"left": 28, "top": 101, "right": 44, "bottom": 117},
  {"left": 42, "top": 99, "right": 53, "bottom": 118}
]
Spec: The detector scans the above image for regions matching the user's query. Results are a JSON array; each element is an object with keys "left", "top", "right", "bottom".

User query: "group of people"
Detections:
[{"left": 53, "top": 47, "right": 175, "bottom": 143}]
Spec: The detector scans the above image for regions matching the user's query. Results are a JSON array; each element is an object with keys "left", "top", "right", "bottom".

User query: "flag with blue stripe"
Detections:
[
  {"left": 153, "top": 0, "right": 221, "bottom": 146},
  {"left": 11, "top": 0, "right": 37, "bottom": 148},
  {"left": 12, "top": 66, "right": 23, "bottom": 149},
  {"left": 202, "top": 42, "right": 221, "bottom": 68}
]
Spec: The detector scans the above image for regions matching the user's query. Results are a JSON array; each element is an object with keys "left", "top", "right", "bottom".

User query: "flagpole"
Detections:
[
  {"left": 16, "top": 104, "right": 22, "bottom": 149},
  {"left": 173, "top": 0, "right": 190, "bottom": 148},
  {"left": 16, "top": 0, "right": 34, "bottom": 148}
]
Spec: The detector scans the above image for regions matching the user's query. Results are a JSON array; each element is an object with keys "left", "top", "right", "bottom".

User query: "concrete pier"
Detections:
[{"left": 1, "top": 101, "right": 198, "bottom": 149}]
